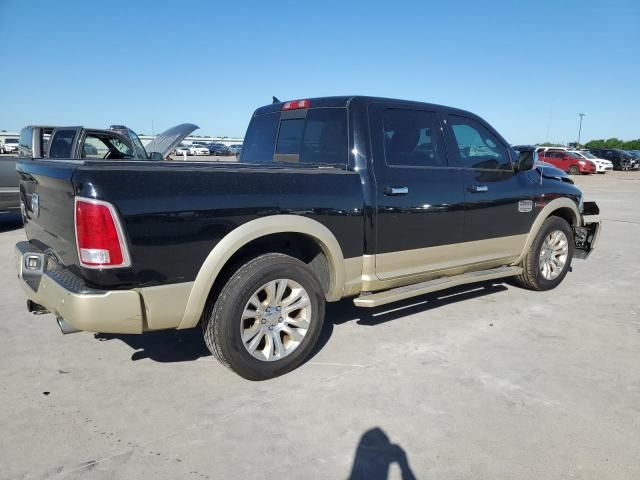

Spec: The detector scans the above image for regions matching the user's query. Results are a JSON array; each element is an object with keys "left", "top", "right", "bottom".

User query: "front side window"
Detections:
[
  {"left": 82, "top": 135, "right": 109, "bottom": 158},
  {"left": 81, "top": 134, "right": 135, "bottom": 159},
  {"left": 382, "top": 109, "right": 446, "bottom": 167},
  {"left": 448, "top": 115, "right": 511, "bottom": 170}
]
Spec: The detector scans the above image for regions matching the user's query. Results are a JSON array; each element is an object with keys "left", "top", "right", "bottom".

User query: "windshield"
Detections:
[
  {"left": 6, "top": 138, "right": 18, "bottom": 144},
  {"left": 580, "top": 151, "right": 597, "bottom": 159}
]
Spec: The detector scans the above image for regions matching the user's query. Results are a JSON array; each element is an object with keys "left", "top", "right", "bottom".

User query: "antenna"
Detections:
[{"left": 272, "top": 96, "right": 281, "bottom": 104}]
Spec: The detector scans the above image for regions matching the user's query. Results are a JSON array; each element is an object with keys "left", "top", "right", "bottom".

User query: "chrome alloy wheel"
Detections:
[
  {"left": 240, "top": 279, "right": 312, "bottom": 362},
  {"left": 539, "top": 230, "right": 569, "bottom": 280}
]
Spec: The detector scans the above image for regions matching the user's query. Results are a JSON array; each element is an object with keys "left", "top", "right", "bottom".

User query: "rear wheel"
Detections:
[
  {"left": 514, "top": 216, "right": 574, "bottom": 291},
  {"left": 202, "top": 253, "right": 326, "bottom": 380}
]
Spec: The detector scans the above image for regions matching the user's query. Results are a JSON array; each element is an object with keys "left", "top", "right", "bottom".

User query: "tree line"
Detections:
[{"left": 583, "top": 138, "right": 640, "bottom": 150}]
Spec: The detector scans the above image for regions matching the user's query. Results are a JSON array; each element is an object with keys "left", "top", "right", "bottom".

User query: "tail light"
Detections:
[{"left": 74, "top": 197, "right": 131, "bottom": 268}]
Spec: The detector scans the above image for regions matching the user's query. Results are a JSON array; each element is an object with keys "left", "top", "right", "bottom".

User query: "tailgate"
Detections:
[{"left": 18, "top": 160, "right": 80, "bottom": 268}]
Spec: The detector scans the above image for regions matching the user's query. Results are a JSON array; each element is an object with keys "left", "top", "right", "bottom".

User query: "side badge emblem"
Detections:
[
  {"left": 31, "top": 193, "right": 40, "bottom": 218},
  {"left": 518, "top": 200, "right": 533, "bottom": 213}
]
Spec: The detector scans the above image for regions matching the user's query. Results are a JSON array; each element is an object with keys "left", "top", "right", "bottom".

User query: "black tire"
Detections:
[
  {"left": 568, "top": 165, "right": 579, "bottom": 175},
  {"left": 513, "top": 216, "right": 574, "bottom": 291},
  {"left": 202, "top": 253, "right": 326, "bottom": 380}
]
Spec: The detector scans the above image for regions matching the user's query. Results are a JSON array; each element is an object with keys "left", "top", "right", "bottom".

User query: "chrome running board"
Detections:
[{"left": 353, "top": 266, "right": 523, "bottom": 308}]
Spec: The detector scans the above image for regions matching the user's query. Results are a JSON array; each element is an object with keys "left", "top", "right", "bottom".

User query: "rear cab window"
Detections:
[{"left": 240, "top": 107, "right": 348, "bottom": 167}]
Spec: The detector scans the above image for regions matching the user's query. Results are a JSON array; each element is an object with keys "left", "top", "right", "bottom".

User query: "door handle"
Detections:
[
  {"left": 384, "top": 186, "right": 409, "bottom": 196},
  {"left": 468, "top": 185, "right": 488, "bottom": 193}
]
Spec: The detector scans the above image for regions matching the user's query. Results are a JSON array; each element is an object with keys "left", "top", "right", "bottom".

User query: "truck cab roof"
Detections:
[{"left": 254, "top": 95, "right": 480, "bottom": 119}]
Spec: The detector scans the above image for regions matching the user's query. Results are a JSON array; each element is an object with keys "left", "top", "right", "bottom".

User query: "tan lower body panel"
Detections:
[
  {"left": 358, "top": 234, "right": 527, "bottom": 293},
  {"left": 138, "top": 282, "right": 194, "bottom": 330},
  {"left": 372, "top": 234, "right": 527, "bottom": 282},
  {"left": 19, "top": 274, "right": 144, "bottom": 334}
]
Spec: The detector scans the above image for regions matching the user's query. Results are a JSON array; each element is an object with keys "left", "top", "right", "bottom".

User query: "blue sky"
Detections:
[{"left": 1, "top": 0, "right": 638, "bottom": 144}]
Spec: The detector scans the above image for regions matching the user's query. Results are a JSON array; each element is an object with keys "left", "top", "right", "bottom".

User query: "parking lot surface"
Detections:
[{"left": 1, "top": 172, "right": 639, "bottom": 479}]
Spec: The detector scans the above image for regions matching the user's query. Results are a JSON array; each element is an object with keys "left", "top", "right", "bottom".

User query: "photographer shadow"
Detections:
[{"left": 349, "top": 427, "right": 417, "bottom": 480}]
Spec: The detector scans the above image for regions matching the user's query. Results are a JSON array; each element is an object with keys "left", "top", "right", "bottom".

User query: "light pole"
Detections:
[{"left": 577, "top": 113, "right": 585, "bottom": 147}]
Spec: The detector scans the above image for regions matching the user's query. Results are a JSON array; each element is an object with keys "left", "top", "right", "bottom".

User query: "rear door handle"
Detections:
[
  {"left": 384, "top": 186, "right": 409, "bottom": 196},
  {"left": 468, "top": 185, "right": 488, "bottom": 193}
]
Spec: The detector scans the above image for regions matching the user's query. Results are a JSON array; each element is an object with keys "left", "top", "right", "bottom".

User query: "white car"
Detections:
[
  {"left": 174, "top": 145, "right": 190, "bottom": 156},
  {"left": 227, "top": 144, "right": 243, "bottom": 154},
  {"left": 571, "top": 150, "right": 613, "bottom": 174},
  {"left": 189, "top": 144, "right": 209, "bottom": 156},
  {"left": 3, "top": 138, "right": 19, "bottom": 153}
]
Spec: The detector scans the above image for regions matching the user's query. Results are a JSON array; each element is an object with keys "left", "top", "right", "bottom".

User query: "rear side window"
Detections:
[
  {"left": 275, "top": 108, "right": 348, "bottom": 165},
  {"left": 48, "top": 130, "right": 77, "bottom": 159},
  {"left": 18, "top": 128, "right": 33, "bottom": 157},
  {"left": 240, "top": 112, "right": 279, "bottom": 163},
  {"left": 382, "top": 109, "right": 446, "bottom": 167},
  {"left": 240, "top": 108, "right": 348, "bottom": 166},
  {"left": 448, "top": 115, "right": 511, "bottom": 170}
]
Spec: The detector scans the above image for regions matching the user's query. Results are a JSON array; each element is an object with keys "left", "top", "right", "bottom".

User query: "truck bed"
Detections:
[{"left": 18, "top": 159, "right": 364, "bottom": 289}]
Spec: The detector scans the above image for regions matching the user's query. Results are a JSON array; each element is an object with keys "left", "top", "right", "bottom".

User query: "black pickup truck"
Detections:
[{"left": 15, "top": 96, "right": 600, "bottom": 380}]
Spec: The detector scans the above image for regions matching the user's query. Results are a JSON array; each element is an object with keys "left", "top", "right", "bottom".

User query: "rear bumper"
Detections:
[{"left": 15, "top": 241, "right": 144, "bottom": 334}]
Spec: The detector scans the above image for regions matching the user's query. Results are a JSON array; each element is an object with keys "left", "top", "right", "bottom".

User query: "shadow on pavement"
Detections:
[
  {"left": 348, "top": 427, "right": 417, "bottom": 480},
  {"left": 0, "top": 212, "right": 23, "bottom": 233},
  {"left": 328, "top": 280, "right": 508, "bottom": 327},
  {"left": 95, "top": 328, "right": 211, "bottom": 363},
  {"left": 95, "top": 281, "right": 508, "bottom": 364}
]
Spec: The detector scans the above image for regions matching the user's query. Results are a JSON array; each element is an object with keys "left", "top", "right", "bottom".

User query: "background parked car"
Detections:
[
  {"left": 189, "top": 144, "right": 210, "bottom": 156},
  {"left": 227, "top": 144, "right": 243, "bottom": 155},
  {"left": 588, "top": 148, "right": 634, "bottom": 170},
  {"left": 624, "top": 150, "right": 640, "bottom": 169},
  {"left": 3, "top": 138, "right": 19, "bottom": 153},
  {"left": 537, "top": 149, "right": 595, "bottom": 174},
  {"left": 572, "top": 150, "right": 613, "bottom": 173},
  {"left": 206, "top": 143, "right": 231, "bottom": 155},
  {"left": 174, "top": 145, "right": 190, "bottom": 156}
]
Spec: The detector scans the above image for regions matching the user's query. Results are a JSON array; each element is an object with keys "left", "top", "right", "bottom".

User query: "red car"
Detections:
[{"left": 537, "top": 149, "right": 596, "bottom": 174}]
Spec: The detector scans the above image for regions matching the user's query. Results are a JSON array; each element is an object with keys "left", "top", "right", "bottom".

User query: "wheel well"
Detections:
[
  {"left": 548, "top": 207, "right": 576, "bottom": 227},
  {"left": 203, "top": 233, "right": 331, "bottom": 318}
]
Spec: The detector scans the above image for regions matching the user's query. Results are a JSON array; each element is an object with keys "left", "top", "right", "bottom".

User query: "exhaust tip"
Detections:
[{"left": 56, "top": 317, "right": 81, "bottom": 335}]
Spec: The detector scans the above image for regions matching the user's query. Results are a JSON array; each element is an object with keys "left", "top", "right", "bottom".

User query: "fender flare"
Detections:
[
  {"left": 513, "top": 197, "right": 582, "bottom": 265},
  {"left": 178, "top": 215, "right": 346, "bottom": 329}
]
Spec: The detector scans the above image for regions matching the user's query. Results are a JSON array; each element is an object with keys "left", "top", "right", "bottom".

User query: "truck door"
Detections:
[
  {"left": 443, "top": 114, "right": 534, "bottom": 265},
  {"left": 369, "top": 104, "right": 465, "bottom": 280}
]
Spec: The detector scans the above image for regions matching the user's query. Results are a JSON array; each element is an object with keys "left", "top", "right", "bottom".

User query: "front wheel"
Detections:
[
  {"left": 203, "top": 253, "right": 326, "bottom": 380},
  {"left": 513, "top": 216, "right": 574, "bottom": 291},
  {"left": 569, "top": 165, "right": 579, "bottom": 175}
]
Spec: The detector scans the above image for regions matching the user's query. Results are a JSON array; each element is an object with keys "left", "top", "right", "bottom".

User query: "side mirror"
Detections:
[
  {"left": 514, "top": 149, "right": 536, "bottom": 171},
  {"left": 148, "top": 151, "right": 164, "bottom": 161}
]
